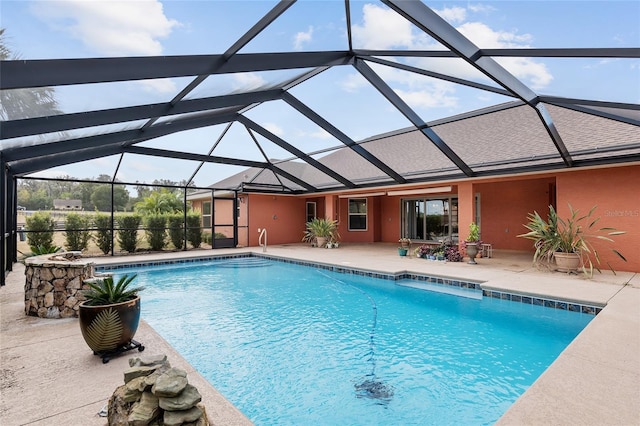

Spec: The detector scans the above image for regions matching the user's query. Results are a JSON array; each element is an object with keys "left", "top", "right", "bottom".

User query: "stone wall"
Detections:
[{"left": 24, "top": 253, "right": 95, "bottom": 318}]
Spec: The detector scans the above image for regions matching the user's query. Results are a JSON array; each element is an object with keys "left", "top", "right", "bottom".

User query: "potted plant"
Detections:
[
  {"left": 464, "top": 222, "right": 481, "bottom": 264},
  {"left": 518, "top": 204, "right": 626, "bottom": 276},
  {"left": 398, "top": 237, "right": 411, "bottom": 249},
  {"left": 415, "top": 244, "right": 431, "bottom": 259},
  {"left": 302, "top": 218, "right": 339, "bottom": 248},
  {"left": 79, "top": 274, "right": 145, "bottom": 362},
  {"left": 398, "top": 238, "right": 411, "bottom": 256}
]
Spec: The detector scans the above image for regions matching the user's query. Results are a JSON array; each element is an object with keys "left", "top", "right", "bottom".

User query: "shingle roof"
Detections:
[{"left": 207, "top": 101, "right": 640, "bottom": 192}]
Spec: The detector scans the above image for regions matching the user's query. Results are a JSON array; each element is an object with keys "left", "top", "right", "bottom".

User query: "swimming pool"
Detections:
[{"left": 108, "top": 256, "right": 593, "bottom": 425}]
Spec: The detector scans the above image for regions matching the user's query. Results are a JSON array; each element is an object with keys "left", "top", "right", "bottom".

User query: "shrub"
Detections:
[
  {"left": 64, "top": 213, "right": 91, "bottom": 252},
  {"left": 25, "top": 212, "right": 55, "bottom": 253},
  {"left": 145, "top": 215, "right": 167, "bottom": 251},
  {"left": 167, "top": 214, "right": 185, "bottom": 249},
  {"left": 117, "top": 215, "right": 141, "bottom": 253},
  {"left": 186, "top": 213, "right": 202, "bottom": 248},
  {"left": 201, "top": 232, "right": 226, "bottom": 246},
  {"left": 202, "top": 232, "right": 212, "bottom": 245},
  {"left": 94, "top": 213, "right": 113, "bottom": 255}
]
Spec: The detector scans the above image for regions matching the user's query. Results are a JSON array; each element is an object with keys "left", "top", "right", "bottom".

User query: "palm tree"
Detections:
[
  {"left": 0, "top": 28, "right": 62, "bottom": 120},
  {"left": 134, "top": 189, "right": 184, "bottom": 215}
]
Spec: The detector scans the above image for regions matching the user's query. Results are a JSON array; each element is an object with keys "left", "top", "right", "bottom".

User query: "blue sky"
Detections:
[{"left": 2, "top": 0, "right": 639, "bottom": 188}]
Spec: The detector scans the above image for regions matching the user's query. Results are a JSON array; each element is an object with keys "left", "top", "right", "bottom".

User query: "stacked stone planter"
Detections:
[
  {"left": 109, "top": 354, "right": 209, "bottom": 426},
  {"left": 24, "top": 253, "right": 95, "bottom": 318}
]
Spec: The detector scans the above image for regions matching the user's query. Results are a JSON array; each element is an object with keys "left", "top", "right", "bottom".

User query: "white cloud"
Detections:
[
  {"left": 31, "top": 0, "right": 180, "bottom": 56},
  {"left": 136, "top": 78, "right": 177, "bottom": 94},
  {"left": 457, "top": 22, "right": 532, "bottom": 48},
  {"left": 341, "top": 73, "right": 368, "bottom": 93},
  {"left": 436, "top": 6, "right": 467, "bottom": 24},
  {"left": 294, "top": 26, "right": 314, "bottom": 50},
  {"left": 297, "top": 129, "right": 332, "bottom": 140},
  {"left": 263, "top": 123, "right": 284, "bottom": 137},
  {"left": 495, "top": 58, "right": 553, "bottom": 89},
  {"left": 232, "top": 73, "right": 267, "bottom": 91},
  {"left": 351, "top": 4, "right": 415, "bottom": 49},
  {"left": 348, "top": 3, "right": 553, "bottom": 98}
]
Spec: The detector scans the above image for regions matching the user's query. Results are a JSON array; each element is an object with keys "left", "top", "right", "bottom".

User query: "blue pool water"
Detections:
[{"left": 116, "top": 257, "right": 593, "bottom": 425}]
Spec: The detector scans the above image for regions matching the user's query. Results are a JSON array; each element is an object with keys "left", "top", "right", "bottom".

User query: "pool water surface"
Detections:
[{"left": 116, "top": 257, "right": 593, "bottom": 425}]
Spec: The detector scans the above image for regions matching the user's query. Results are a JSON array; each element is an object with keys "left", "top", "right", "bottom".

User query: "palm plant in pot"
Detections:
[
  {"left": 79, "top": 274, "right": 145, "bottom": 362},
  {"left": 518, "top": 204, "right": 626, "bottom": 276},
  {"left": 302, "top": 218, "right": 339, "bottom": 248}
]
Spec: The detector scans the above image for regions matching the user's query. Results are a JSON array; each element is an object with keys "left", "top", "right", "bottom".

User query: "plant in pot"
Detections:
[
  {"left": 398, "top": 238, "right": 411, "bottom": 256},
  {"left": 302, "top": 218, "right": 339, "bottom": 248},
  {"left": 464, "top": 222, "right": 481, "bottom": 264},
  {"left": 79, "top": 274, "right": 145, "bottom": 363},
  {"left": 518, "top": 204, "right": 626, "bottom": 276},
  {"left": 415, "top": 244, "right": 431, "bottom": 259}
]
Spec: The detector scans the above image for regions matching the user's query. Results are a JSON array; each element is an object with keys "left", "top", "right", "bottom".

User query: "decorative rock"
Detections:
[
  {"left": 144, "top": 364, "right": 171, "bottom": 388},
  {"left": 128, "top": 391, "right": 159, "bottom": 426},
  {"left": 53, "top": 278, "right": 67, "bottom": 291},
  {"left": 123, "top": 376, "right": 148, "bottom": 402},
  {"left": 60, "top": 307, "right": 75, "bottom": 318},
  {"left": 130, "top": 354, "right": 168, "bottom": 368},
  {"left": 39, "top": 268, "right": 54, "bottom": 282},
  {"left": 37, "top": 282, "right": 53, "bottom": 296},
  {"left": 163, "top": 405, "right": 203, "bottom": 426},
  {"left": 108, "top": 355, "right": 210, "bottom": 426},
  {"left": 159, "top": 384, "right": 202, "bottom": 411},
  {"left": 107, "top": 385, "right": 131, "bottom": 426},
  {"left": 152, "top": 368, "right": 188, "bottom": 398},
  {"left": 124, "top": 365, "right": 163, "bottom": 384},
  {"left": 64, "top": 296, "right": 78, "bottom": 308},
  {"left": 67, "top": 276, "right": 82, "bottom": 290},
  {"left": 52, "top": 267, "right": 67, "bottom": 279}
]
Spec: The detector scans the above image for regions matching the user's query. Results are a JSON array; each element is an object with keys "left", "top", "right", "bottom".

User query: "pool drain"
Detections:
[{"left": 316, "top": 270, "right": 394, "bottom": 404}]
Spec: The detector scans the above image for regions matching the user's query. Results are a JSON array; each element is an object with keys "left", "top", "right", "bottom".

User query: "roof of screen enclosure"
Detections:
[{"left": 1, "top": 0, "right": 639, "bottom": 195}]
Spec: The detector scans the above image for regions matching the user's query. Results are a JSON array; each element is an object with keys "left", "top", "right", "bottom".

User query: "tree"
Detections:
[
  {"left": 91, "top": 185, "right": 130, "bottom": 212},
  {"left": 134, "top": 189, "right": 183, "bottom": 215},
  {"left": 0, "top": 29, "right": 62, "bottom": 120}
]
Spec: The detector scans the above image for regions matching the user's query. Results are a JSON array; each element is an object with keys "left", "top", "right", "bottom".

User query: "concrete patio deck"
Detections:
[{"left": 1, "top": 244, "right": 638, "bottom": 425}]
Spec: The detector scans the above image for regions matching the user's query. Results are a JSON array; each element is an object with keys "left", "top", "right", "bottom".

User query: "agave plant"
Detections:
[
  {"left": 302, "top": 218, "right": 340, "bottom": 243},
  {"left": 83, "top": 274, "right": 144, "bottom": 306},
  {"left": 518, "top": 204, "right": 626, "bottom": 275}
]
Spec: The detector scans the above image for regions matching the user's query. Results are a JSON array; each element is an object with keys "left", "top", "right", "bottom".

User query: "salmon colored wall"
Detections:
[
  {"left": 191, "top": 199, "right": 203, "bottom": 215},
  {"left": 213, "top": 199, "right": 234, "bottom": 237},
  {"left": 380, "top": 195, "right": 401, "bottom": 242},
  {"left": 458, "top": 182, "right": 475, "bottom": 241},
  {"left": 237, "top": 195, "right": 249, "bottom": 247},
  {"left": 478, "top": 177, "right": 555, "bottom": 251},
  {"left": 556, "top": 165, "right": 640, "bottom": 272},
  {"left": 247, "top": 194, "right": 306, "bottom": 246}
]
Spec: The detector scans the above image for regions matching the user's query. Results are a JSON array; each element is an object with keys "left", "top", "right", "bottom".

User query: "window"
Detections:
[
  {"left": 401, "top": 197, "right": 458, "bottom": 242},
  {"left": 306, "top": 202, "right": 316, "bottom": 223},
  {"left": 202, "top": 201, "right": 212, "bottom": 228},
  {"left": 348, "top": 198, "right": 367, "bottom": 230}
]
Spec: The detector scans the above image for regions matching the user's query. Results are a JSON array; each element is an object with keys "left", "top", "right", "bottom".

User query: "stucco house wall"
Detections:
[{"left": 191, "top": 164, "right": 638, "bottom": 272}]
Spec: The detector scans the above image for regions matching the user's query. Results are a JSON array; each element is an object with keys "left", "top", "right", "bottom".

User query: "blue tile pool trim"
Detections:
[
  {"left": 482, "top": 289, "right": 602, "bottom": 315},
  {"left": 96, "top": 253, "right": 601, "bottom": 315}
]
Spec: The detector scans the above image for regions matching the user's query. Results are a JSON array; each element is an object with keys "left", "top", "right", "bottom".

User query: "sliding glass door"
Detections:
[{"left": 401, "top": 197, "right": 458, "bottom": 242}]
